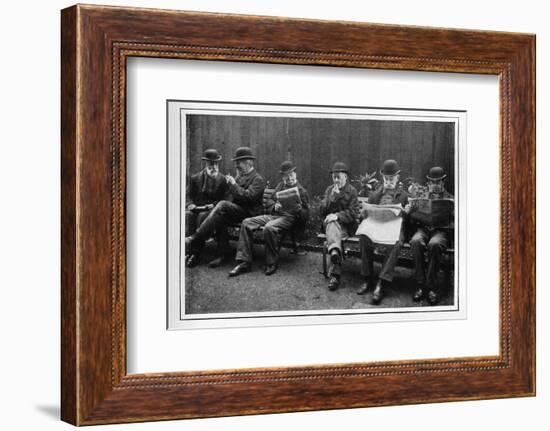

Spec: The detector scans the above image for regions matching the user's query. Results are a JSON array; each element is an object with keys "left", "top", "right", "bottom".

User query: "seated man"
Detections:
[
  {"left": 409, "top": 166, "right": 454, "bottom": 305},
  {"left": 357, "top": 159, "right": 409, "bottom": 305},
  {"left": 320, "top": 162, "right": 360, "bottom": 291},
  {"left": 185, "top": 146, "right": 265, "bottom": 268},
  {"left": 229, "top": 161, "right": 309, "bottom": 277},
  {"left": 184, "top": 148, "right": 228, "bottom": 267}
]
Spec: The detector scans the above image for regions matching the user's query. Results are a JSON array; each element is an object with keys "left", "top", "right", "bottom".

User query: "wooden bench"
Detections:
[{"left": 317, "top": 196, "right": 454, "bottom": 280}]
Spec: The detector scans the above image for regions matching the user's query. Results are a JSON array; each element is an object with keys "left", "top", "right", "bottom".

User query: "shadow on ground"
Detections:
[
  {"left": 35, "top": 405, "right": 59, "bottom": 420},
  {"left": 185, "top": 241, "right": 454, "bottom": 314}
]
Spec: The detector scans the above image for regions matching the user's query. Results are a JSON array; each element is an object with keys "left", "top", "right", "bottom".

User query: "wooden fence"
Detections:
[{"left": 186, "top": 114, "right": 456, "bottom": 197}]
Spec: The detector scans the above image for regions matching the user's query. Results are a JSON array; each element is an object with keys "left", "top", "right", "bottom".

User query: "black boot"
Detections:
[
  {"left": 427, "top": 290, "right": 440, "bottom": 305},
  {"left": 357, "top": 277, "right": 374, "bottom": 295},
  {"left": 328, "top": 275, "right": 340, "bottom": 291},
  {"left": 264, "top": 263, "right": 278, "bottom": 276},
  {"left": 412, "top": 283, "right": 425, "bottom": 301},
  {"left": 228, "top": 262, "right": 252, "bottom": 277},
  {"left": 371, "top": 279, "right": 385, "bottom": 305}
]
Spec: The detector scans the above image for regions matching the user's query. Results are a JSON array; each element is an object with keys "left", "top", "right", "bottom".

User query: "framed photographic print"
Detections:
[
  {"left": 166, "top": 100, "right": 466, "bottom": 330},
  {"left": 61, "top": 4, "right": 535, "bottom": 425}
]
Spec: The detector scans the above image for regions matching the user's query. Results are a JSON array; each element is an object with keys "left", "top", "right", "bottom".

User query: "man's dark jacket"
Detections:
[
  {"left": 186, "top": 170, "right": 228, "bottom": 208},
  {"left": 227, "top": 169, "right": 266, "bottom": 215},
  {"left": 320, "top": 182, "right": 360, "bottom": 234}
]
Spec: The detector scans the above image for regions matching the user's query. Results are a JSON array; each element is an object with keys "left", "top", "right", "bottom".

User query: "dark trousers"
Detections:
[
  {"left": 410, "top": 228, "right": 448, "bottom": 290},
  {"left": 190, "top": 200, "right": 249, "bottom": 256},
  {"left": 235, "top": 215, "right": 295, "bottom": 265},
  {"left": 323, "top": 220, "right": 350, "bottom": 277},
  {"left": 359, "top": 234, "right": 403, "bottom": 282},
  {"left": 185, "top": 210, "right": 210, "bottom": 238}
]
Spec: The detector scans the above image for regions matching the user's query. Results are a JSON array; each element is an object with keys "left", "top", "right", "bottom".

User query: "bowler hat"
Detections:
[
  {"left": 330, "top": 161, "right": 349, "bottom": 175},
  {"left": 201, "top": 148, "right": 222, "bottom": 162},
  {"left": 279, "top": 160, "right": 296, "bottom": 175},
  {"left": 380, "top": 159, "right": 401, "bottom": 176},
  {"left": 231, "top": 146, "right": 256, "bottom": 161},
  {"left": 426, "top": 166, "right": 447, "bottom": 181}
]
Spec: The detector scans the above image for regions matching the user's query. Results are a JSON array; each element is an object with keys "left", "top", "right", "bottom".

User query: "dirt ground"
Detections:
[{"left": 184, "top": 240, "right": 454, "bottom": 314}]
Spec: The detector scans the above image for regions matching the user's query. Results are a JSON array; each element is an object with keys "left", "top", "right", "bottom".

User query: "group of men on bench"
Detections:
[
  {"left": 184, "top": 146, "right": 309, "bottom": 276},
  {"left": 184, "top": 146, "right": 454, "bottom": 306}
]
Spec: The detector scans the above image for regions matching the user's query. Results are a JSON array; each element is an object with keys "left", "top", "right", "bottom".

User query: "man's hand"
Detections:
[
  {"left": 187, "top": 203, "right": 197, "bottom": 211},
  {"left": 225, "top": 174, "right": 237, "bottom": 186},
  {"left": 274, "top": 202, "right": 282, "bottom": 212},
  {"left": 331, "top": 184, "right": 340, "bottom": 195},
  {"left": 324, "top": 213, "right": 338, "bottom": 223},
  {"left": 403, "top": 203, "right": 411, "bottom": 215},
  {"left": 205, "top": 203, "right": 214, "bottom": 210}
]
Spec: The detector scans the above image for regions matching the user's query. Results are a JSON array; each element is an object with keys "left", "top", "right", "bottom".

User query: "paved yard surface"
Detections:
[{"left": 185, "top": 240, "right": 454, "bottom": 315}]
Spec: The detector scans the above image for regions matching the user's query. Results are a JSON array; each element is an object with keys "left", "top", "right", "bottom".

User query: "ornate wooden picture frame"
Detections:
[{"left": 61, "top": 4, "right": 535, "bottom": 425}]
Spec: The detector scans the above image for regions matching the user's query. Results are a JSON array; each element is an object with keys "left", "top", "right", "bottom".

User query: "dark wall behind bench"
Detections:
[{"left": 186, "top": 114, "right": 456, "bottom": 197}]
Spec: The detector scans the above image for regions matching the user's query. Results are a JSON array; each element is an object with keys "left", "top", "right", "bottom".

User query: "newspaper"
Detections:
[
  {"left": 355, "top": 204, "right": 403, "bottom": 245},
  {"left": 276, "top": 186, "right": 302, "bottom": 212},
  {"left": 410, "top": 197, "right": 454, "bottom": 227}
]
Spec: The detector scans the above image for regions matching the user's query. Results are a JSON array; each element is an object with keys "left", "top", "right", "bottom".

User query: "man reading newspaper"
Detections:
[
  {"left": 356, "top": 159, "right": 410, "bottom": 305},
  {"left": 276, "top": 186, "right": 303, "bottom": 213},
  {"left": 409, "top": 166, "right": 454, "bottom": 305},
  {"left": 229, "top": 161, "right": 309, "bottom": 277}
]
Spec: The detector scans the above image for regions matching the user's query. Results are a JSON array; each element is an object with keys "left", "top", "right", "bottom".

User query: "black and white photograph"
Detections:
[
  {"left": 2, "top": 0, "right": 542, "bottom": 429},
  {"left": 167, "top": 101, "right": 465, "bottom": 329}
]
